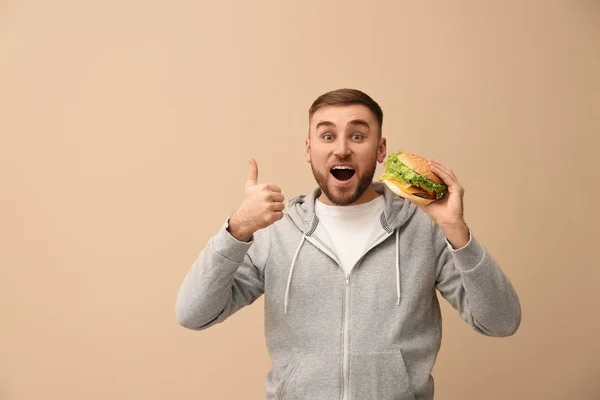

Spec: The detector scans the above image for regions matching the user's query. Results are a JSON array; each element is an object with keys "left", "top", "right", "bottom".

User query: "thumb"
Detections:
[{"left": 246, "top": 158, "right": 258, "bottom": 187}]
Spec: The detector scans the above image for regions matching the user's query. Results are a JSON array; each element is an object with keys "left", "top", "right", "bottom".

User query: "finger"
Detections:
[
  {"left": 272, "top": 211, "right": 284, "bottom": 221},
  {"left": 428, "top": 159, "right": 450, "bottom": 174},
  {"left": 429, "top": 164, "right": 455, "bottom": 186},
  {"left": 435, "top": 162, "right": 458, "bottom": 181},
  {"left": 428, "top": 160, "right": 457, "bottom": 185},
  {"left": 429, "top": 159, "right": 456, "bottom": 178},
  {"left": 268, "top": 192, "right": 285, "bottom": 203},
  {"left": 265, "top": 184, "right": 282, "bottom": 193},
  {"left": 270, "top": 202, "right": 286, "bottom": 212},
  {"left": 246, "top": 158, "right": 258, "bottom": 188}
]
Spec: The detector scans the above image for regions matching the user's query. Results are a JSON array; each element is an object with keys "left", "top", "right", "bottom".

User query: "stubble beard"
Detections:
[{"left": 311, "top": 159, "right": 377, "bottom": 206}]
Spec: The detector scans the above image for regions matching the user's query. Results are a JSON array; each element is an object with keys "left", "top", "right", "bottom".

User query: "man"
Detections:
[{"left": 176, "top": 88, "right": 521, "bottom": 399}]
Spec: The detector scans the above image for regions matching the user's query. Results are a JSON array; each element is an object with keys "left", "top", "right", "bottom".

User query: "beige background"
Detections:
[{"left": 1, "top": 1, "right": 599, "bottom": 399}]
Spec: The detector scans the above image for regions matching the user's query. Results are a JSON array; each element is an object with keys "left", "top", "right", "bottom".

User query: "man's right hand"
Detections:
[{"left": 227, "top": 158, "right": 285, "bottom": 242}]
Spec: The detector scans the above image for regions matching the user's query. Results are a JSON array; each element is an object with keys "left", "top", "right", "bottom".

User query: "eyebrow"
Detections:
[
  {"left": 347, "top": 119, "right": 370, "bottom": 129},
  {"left": 315, "top": 121, "right": 335, "bottom": 130},
  {"left": 315, "top": 119, "right": 371, "bottom": 130}
]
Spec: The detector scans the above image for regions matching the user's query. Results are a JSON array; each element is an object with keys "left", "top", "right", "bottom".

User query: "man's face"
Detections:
[{"left": 305, "top": 104, "right": 386, "bottom": 206}]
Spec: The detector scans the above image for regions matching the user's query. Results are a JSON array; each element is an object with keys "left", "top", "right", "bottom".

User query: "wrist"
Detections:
[
  {"left": 438, "top": 220, "right": 469, "bottom": 249},
  {"left": 438, "top": 219, "right": 467, "bottom": 230},
  {"left": 227, "top": 212, "right": 255, "bottom": 242}
]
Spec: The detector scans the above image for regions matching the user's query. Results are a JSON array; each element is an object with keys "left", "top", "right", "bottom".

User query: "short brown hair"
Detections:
[{"left": 308, "top": 88, "right": 383, "bottom": 136}]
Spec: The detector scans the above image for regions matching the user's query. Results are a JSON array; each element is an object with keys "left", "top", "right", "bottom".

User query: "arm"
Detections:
[
  {"left": 175, "top": 220, "right": 270, "bottom": 330},
  {"left": 433, "top": 223, "right": 522, "bottom": 337},
  {"left": 420, "top": 159, "right": 521, "bottom": 336}
]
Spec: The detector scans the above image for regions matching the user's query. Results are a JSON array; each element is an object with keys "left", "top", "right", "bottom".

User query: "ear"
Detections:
[
  {"left": 305, "top": 136, "right": 311, "bottom": 163},
  {"left": 377, "top": 137, "right": 387, "bottom": 163}
]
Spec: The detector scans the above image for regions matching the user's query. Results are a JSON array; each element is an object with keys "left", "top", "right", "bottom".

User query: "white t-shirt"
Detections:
[{"left": 313, "top": 195, "right": 386, "bottom": 275}]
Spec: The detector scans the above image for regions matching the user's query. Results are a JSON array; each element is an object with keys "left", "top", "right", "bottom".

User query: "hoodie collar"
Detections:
[{"left": 286, "top": 181, "right": 417, "bottom": 235}]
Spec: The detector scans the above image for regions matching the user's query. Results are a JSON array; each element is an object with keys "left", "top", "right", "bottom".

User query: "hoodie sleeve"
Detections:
[
  {"left": 175, "top": 220, "right": 270, "bottom": 330},
  {"left": 433, "top": 221, "right": 521, "bottom": 337}
]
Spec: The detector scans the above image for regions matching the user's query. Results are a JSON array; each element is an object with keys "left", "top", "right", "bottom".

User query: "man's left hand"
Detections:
[{"left": 418, "top": 159, "right": 470, "bottom": 249}]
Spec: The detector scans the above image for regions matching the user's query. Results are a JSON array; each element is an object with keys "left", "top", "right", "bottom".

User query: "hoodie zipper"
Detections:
[
  {"left": 340, "top": 230, "right": 394, "bottom": 400},
  {"left": 341, "top": 273, "right": 351, "bottom": 400}
]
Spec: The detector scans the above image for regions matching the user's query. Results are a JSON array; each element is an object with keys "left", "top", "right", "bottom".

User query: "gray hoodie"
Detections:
[{"left": 176, "top": 182, "right": 521, "bottom": 400}]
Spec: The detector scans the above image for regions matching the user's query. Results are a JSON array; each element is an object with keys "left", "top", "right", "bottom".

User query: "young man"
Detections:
[{"left": 176, "top": 89, "right": 521, "bottom": 400}]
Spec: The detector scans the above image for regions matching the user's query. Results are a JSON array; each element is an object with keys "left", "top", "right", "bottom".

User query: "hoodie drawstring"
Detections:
[
  {"left": 285, "top": 229, "right": 400, "bottom": 313},
  {"left": 284, "top": 233, "right": 306, "bottom": 314},
  {"left": 395, "top": 228, "right": 401, "bottom": 305}
]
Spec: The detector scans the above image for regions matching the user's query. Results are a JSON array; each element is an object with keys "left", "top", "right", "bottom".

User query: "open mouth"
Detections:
[{"left": 330, "top": 166, "right": 356, "bottom": 181}]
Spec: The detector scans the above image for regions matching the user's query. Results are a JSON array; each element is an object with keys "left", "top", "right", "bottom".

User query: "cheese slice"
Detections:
[{"left": 385, "top": 178, "right": 423, "bottom": 195}]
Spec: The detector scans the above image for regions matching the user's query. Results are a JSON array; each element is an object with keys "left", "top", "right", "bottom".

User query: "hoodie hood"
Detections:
[{"left": 285, "top": 181, "right": 418, "bottom": 236}]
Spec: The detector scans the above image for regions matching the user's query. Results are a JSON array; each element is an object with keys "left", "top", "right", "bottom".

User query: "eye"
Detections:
[
  {"left": 322, "top": 133, "right": 334, "bottom": 141},
  {"left": 352, "top": 133, "right": 364, "bottom": 140}
]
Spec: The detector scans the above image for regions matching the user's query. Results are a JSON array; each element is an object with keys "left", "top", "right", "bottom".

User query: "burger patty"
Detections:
[{"left": 413, "top": 191, "right": 436, "bottom": 199}]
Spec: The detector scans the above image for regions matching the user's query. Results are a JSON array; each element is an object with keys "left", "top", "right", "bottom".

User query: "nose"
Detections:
[{"left": 333, "top": 138, "right": 351, "bottom": 157}]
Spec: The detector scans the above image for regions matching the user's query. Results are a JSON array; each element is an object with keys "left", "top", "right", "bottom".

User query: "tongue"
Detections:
[{"left": 332, "top": 169, "right": 355, "bottom": 181}]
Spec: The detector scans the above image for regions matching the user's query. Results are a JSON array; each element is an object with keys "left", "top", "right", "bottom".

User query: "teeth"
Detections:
[{"left": 332, "top": 166, "right": 354, "bottom": 170}]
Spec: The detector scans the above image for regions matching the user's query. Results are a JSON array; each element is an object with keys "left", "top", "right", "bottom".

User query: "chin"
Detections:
[{"left": 324, "top": 180, "right": 364, "bottom": 206}]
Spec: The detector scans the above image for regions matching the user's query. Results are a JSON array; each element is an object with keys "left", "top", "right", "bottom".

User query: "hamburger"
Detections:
[{"left": 379, "top": 151, "right": 447, "bottom": 206}]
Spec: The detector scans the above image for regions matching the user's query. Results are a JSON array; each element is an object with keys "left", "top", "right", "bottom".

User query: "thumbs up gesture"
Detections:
[{"left": 227, "top": 158, "right": 285, "bottom": 242}]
